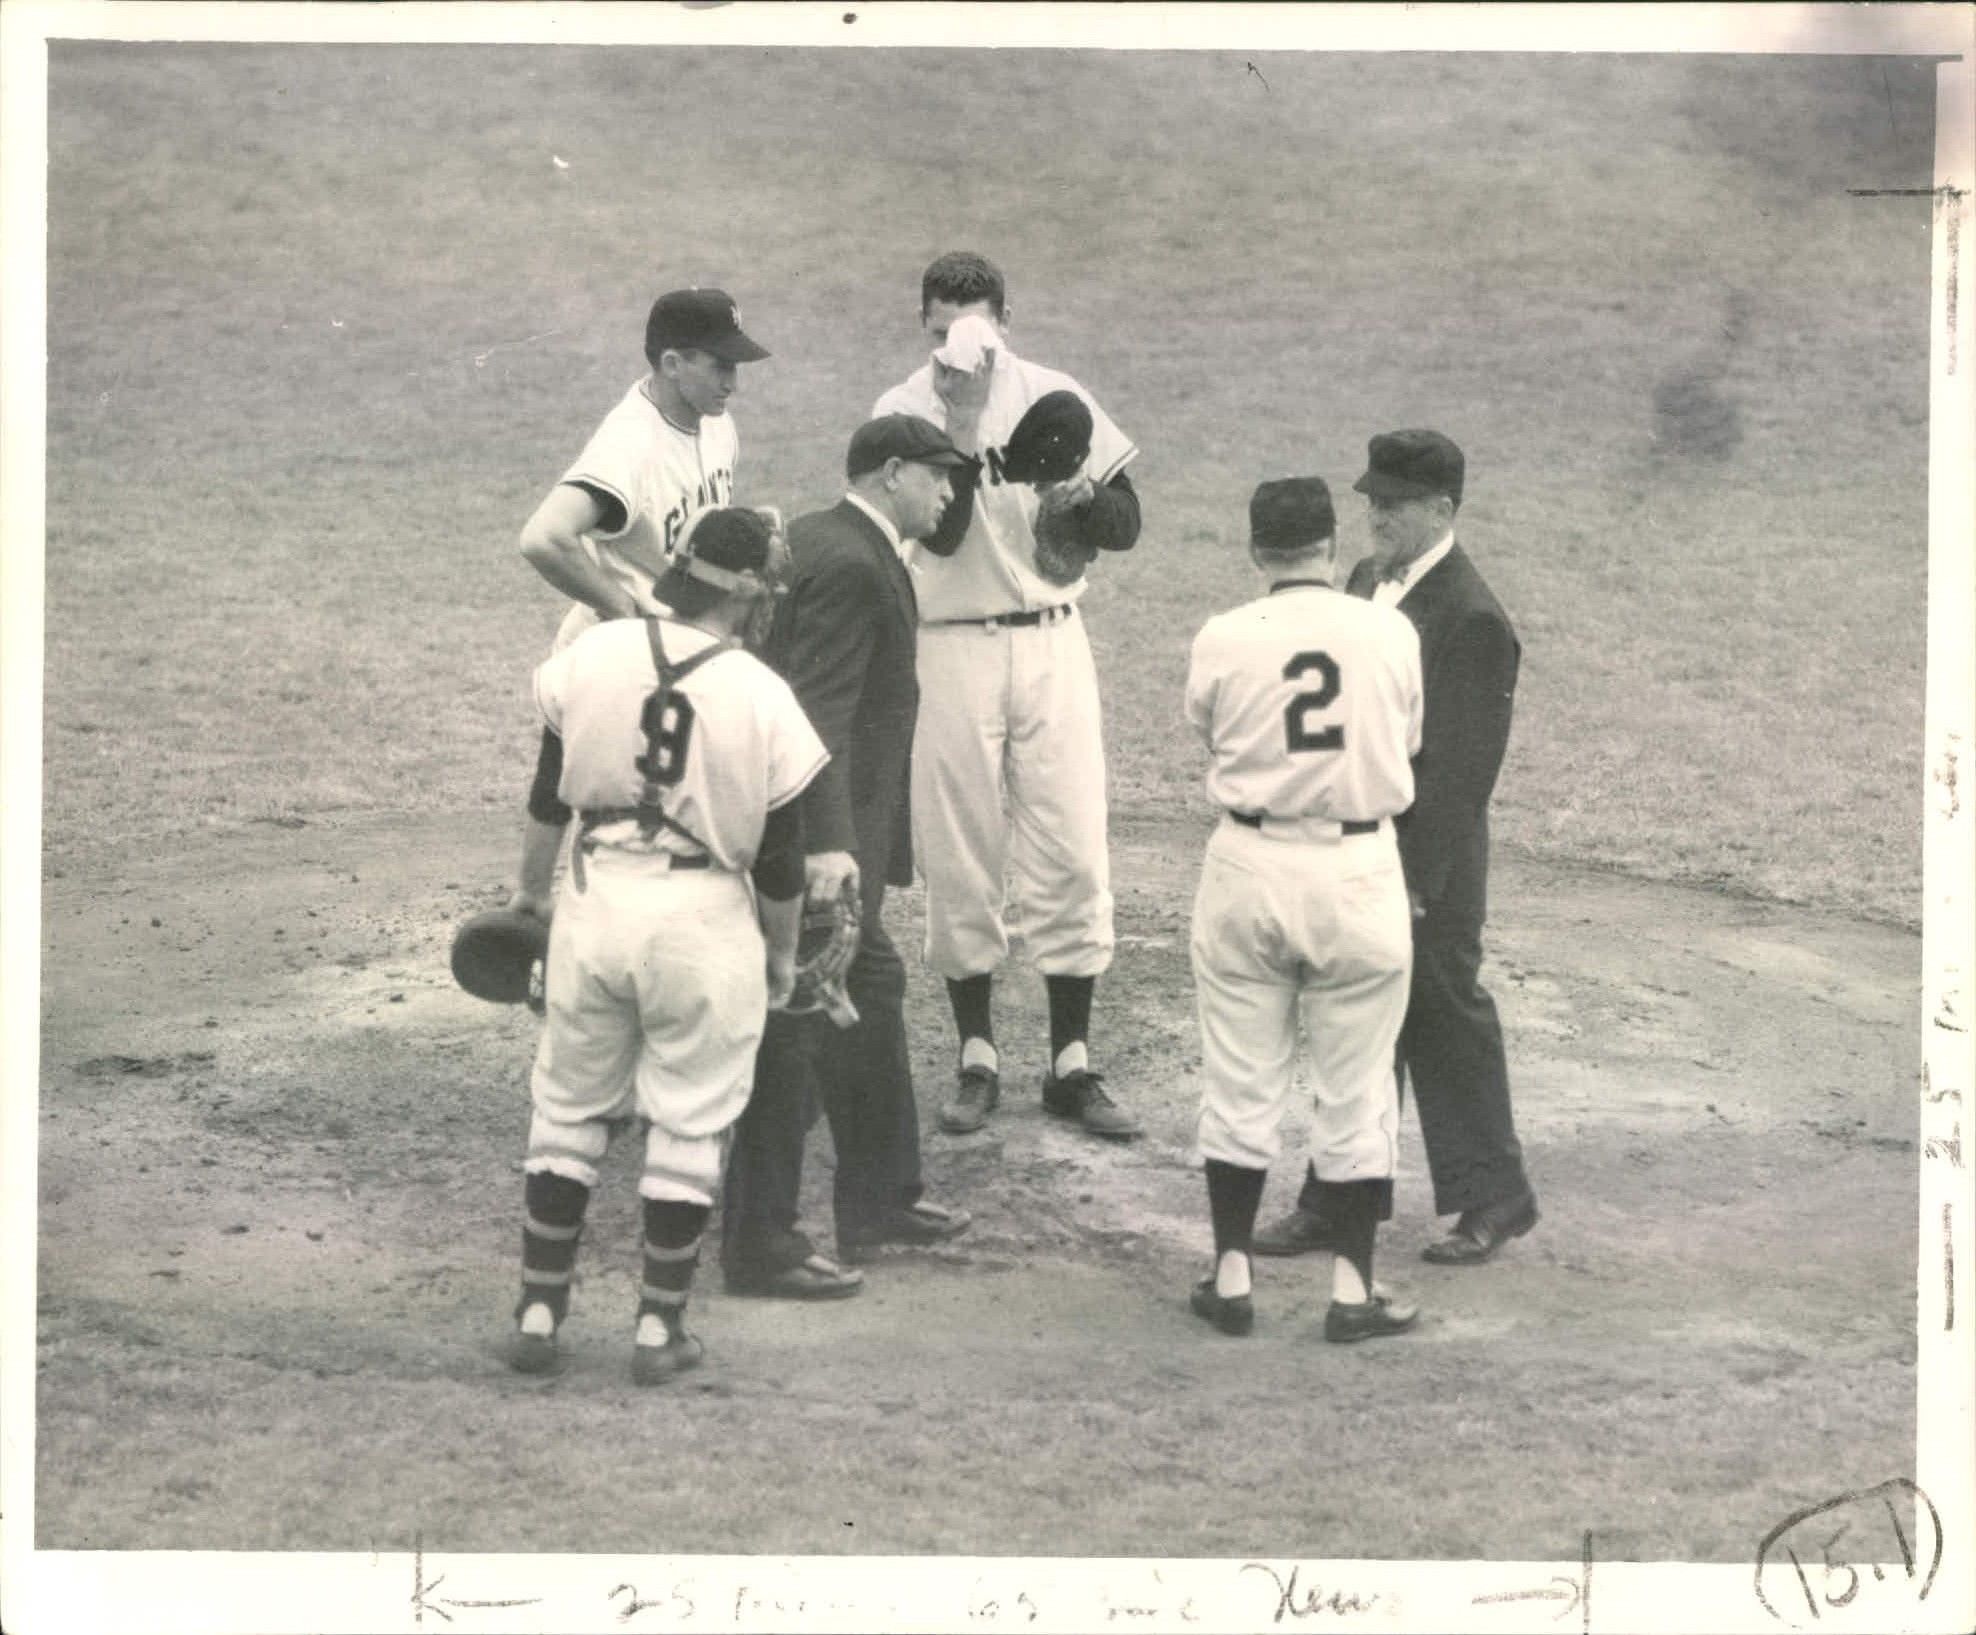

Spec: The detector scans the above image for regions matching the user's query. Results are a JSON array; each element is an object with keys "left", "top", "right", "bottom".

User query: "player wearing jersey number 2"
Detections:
[{"left": 1183, "top": 478, "right": 1425, "bottom": 1343}]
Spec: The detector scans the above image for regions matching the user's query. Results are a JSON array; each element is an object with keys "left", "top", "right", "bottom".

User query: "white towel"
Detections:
[{"left": 933, "top": 313, "right": 1000, "bottom": 372}]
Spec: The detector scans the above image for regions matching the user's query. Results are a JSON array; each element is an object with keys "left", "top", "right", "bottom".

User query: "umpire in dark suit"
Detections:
[
  {"left": 1257, "top": 430, "right": 1538, "bottom": 1265},
  {"left": 721, "top": 416, "right": 974, "bottom": 1297}
]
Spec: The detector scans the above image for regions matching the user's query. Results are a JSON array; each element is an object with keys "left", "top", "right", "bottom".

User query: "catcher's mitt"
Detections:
[
  {"left": 779, "top": 888, "right": 860, "bottom": 1028},
  {"left": 1000, "top": 389, "right": 1093, "bottom": 486},
  {"left": 451, "top": 908, "right": 551, "bottom": 1014}
]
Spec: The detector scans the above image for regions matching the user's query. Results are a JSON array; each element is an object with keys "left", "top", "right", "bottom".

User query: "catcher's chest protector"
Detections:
[{"left": 571, "top": 621, "right": 737, "bottom": 887}]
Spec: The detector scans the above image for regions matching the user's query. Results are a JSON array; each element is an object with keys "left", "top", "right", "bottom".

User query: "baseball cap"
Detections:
[
  {"left": 1000, "top": 390, "right": 1094, "bottom": 486},
  {"left": 1249, "top": 477, "right": 1336, "bottom": 553},
  {"left": 644, "top": 288, "right": 770, "bottom": 365},
  {"left": 662, "top": 506, "right": 774, "bottom": 594},
  {"left": 845, "top": 414, "right": 973, "bottom": 479},
  {"left": 1352, "top": 429, "right": 1465, "bottom": 508}
]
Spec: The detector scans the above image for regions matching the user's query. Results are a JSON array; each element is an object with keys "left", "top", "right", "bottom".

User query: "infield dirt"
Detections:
[{"left": 36, "top": 811, "right": 1918, "bottom": 1558}]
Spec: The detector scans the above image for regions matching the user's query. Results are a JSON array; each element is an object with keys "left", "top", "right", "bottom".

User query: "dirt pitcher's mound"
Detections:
[{"left": 37, "top": 813, "right": 1919, "bottom": 1558}]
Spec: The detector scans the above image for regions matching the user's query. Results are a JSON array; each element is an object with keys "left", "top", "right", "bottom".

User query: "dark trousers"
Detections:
[
  {"left": 721, "top": 882, "right": 923, "bottom": 1273},
  {"left": 1301, "top": 911, "right": 1528, "bottom": 1220}
]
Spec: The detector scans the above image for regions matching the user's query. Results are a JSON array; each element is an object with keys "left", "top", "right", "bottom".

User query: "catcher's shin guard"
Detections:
[
  {"left": 518, "top": 1169, "right": 592, "bottom": 1326},
  {"left": 638, "top": 1198, "right": 709, "bottom": 1322}
]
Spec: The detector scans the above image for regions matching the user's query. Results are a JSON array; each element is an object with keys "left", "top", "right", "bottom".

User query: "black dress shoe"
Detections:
[
  {"left": 723, "top": 1254, "right": 865, "bottom": 1299},
  {"left": 1189, "top": 1276, "right": 1254, "bottom": 1337},
  {"left": 1323, "top": 1291, "right": 1419, "bottom": 1343},
  {"left": 1251, "top": 1206, "right": 1341, "bottom": 1257},
  {"left": 839, "top": 1200, "right": 972, "bottom": 1262},
  {"left": 1421, "top": 1188, "right": 1539, "bottom": 1265}
]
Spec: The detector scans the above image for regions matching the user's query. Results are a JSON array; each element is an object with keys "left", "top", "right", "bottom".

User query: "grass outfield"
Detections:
[{"left": 42, "top": 47, "right": 1933, "bottom": 923}]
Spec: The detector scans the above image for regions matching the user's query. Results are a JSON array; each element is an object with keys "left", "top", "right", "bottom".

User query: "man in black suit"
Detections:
[
  {"left": 1255, "top": 430, "right": 1538, "bottom": 1265},
  {"left": 721, "top": 415, "right": 974, "bottom": 1297}
]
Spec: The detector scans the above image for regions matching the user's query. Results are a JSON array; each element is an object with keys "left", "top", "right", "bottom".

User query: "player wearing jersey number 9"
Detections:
[
  {"left": 1183, "top": 478, "right": 1425, "bottom": 1343},
  {"left": 504, "top": 508, "right": 824, "bottom": 1385}
]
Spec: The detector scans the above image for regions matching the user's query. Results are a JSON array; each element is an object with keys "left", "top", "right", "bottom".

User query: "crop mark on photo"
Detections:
[{"left": 1945, "top": 1202, "right": 1955, "bottom": 1331}]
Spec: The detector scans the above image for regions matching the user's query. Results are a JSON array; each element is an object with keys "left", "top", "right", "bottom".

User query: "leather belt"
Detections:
[
  {"left": 931, "top": 604, "right": 1073, "bottom": 630},
  {"left": 1229, "top": 810, "right": 1381, "bottom": 837}
]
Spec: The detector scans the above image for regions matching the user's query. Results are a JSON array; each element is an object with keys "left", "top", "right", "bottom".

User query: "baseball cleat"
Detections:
[
  {"left": 507, "top": 1302, "right": 563, "bottom": 1375},
  {"left": 1420, "top": 1188, "right": 1539, "bottom": 1265},
  {"left": 1189, "top": 1276, "right": 1255, "bottom": 1337},
  {"left": 938, "top": 1064, "right": 1001, "bottom": 1133},
  {"left": 1041, "top": 1069, "right": 1142, "bottom": 1139},
  {"left": 1251, "top": 1206, "right": 1342, "bottom": 1257},
  {"left": 1323, "top": 1292, "right": 1420, "bottom": 1343},
  {"left": 631, "top": 1312, "right": 705, "bottom": 1387}
]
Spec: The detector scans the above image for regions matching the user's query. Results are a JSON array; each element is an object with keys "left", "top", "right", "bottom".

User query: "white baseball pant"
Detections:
[
  {"left": 911, "top": 608, "right": 1114, "bottom": 980},
  {"left": 526, "top": 848, "right": 765, "bottom": 1205},
  {"left": 1191, "top": 816, "right": 1410, "bottom": 1179}
]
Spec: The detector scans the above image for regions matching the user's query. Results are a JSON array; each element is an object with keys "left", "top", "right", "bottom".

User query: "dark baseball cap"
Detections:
[
  {"left": 1352, "top": 429, "right": 1465, "bottom": 507},
  {"left": 645, "top": 288, "right": 770, "bottom": 365},
  {"left": 1249, "top": 477, "right": 1336, "bottom": 553},
  {"left": 845, "top": 414, "right": 972, "bottom": 479}
]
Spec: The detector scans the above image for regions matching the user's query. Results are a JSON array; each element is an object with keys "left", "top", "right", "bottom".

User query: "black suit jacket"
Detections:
[
  {"left": 1346, "top": 543, "right": 1519, "bottom": 924},
  {"left": 765, "top": 499, "right": 919, "bottom": 889}
]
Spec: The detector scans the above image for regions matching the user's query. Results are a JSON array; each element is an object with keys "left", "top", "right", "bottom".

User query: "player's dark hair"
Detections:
[{"left": 921, "top": 252, "right": 1006, "bottom": 319}]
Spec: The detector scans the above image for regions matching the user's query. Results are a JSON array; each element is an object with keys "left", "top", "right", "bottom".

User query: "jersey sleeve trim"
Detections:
[
  {"left": 1091, "top": 441, "right": 1139, "bottom": 486},
  {"left": 562, "top": 476, "right": 633, "bottom": 543},
  {"left": 767, "top": 745, "right": 830, "bottom": 812}
]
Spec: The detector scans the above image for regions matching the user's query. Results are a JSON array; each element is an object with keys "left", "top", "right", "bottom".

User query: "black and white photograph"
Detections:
[{"left": 3, "top": 3, "right": 1971, "bottom": 1632}]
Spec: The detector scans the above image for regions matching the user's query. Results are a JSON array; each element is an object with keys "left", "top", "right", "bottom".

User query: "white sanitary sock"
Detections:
[
  {"left": 1331, "top": 1256, "right": 1369, "bottom": 1305},
  {"left": 1214, "top": 1250, "right": 1252, "bottom": 1299}
]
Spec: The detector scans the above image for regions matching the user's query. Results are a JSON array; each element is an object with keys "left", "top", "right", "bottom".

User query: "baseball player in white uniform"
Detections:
[
  {"left": 507, "top": 508, "right": 824, "bottom": 1386},
  {"left": 1184, "top": 478, "right": 1426, "bottom": 1344},
  {"left": 508, "top": 288, "right": 768, "bottom": 922},
  {"left": 871, "top": 251, "right": 1144, "bottom": 1141}
]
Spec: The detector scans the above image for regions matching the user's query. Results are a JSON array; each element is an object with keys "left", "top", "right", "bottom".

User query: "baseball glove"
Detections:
[
  {"left": 779, "top": 888, "right": 860, "bottom": 1028},
  {"left": 451, "top": 908, "right": 551, "bottom": 1014},
  {"left": 1000, "top": 389, "right": 1093, "bottom": 486},
  {"left": 1031, "top": 480, "right": 1098, "bottom": 586}
]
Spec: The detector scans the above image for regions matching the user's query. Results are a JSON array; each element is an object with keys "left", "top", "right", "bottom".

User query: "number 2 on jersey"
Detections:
[
  {"left": 1282, "top": 650, "right": 1343, "bottom": 753},
  {"left": 636, "top": 691, "right": 697, "bottom": 788}
]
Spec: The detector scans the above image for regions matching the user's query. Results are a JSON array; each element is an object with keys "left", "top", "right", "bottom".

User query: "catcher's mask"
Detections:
[{"left": 662, "top": 505, "right": 789, "bottom": 649}]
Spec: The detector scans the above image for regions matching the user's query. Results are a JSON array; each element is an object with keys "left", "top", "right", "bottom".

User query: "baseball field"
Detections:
[{"left": 18, "top": 10, "right": 1955, "bottom": 1603}]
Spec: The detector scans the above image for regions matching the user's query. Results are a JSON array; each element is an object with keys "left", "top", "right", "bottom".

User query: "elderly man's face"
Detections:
[
  {"left": 890, "top": 457, "right": 956, "bottom": 540},
  {"left": 1365, "top": 492, "right": 1454, "bottom": 567}
]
